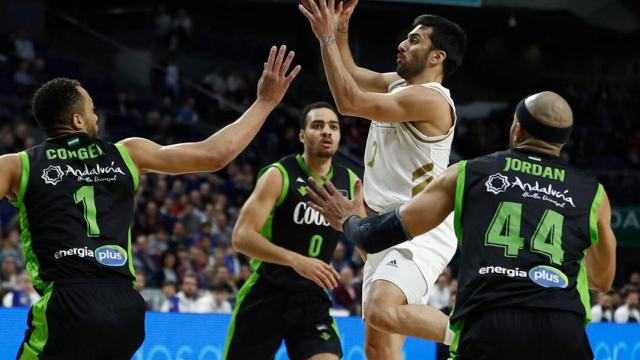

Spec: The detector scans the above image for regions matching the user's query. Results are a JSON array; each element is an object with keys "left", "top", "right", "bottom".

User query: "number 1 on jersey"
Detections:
[{"left": 74, "top": 185, "right": 100, "bottom": 237}]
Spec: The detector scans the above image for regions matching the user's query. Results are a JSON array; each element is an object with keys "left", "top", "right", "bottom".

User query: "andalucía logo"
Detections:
[{"left": 41, "top": 165, "right": 64, "bottom": 186}]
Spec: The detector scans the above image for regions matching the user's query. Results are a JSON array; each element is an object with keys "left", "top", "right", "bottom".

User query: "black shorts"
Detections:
[
  {"left": 16, "top": 279, "right": 146, "bottom": 360},
  {"left": 224, "top": 274, "right": 342, "bottom": 360},
  {"left": 450, "top": 307, "right": 593, "bottom": 360}
]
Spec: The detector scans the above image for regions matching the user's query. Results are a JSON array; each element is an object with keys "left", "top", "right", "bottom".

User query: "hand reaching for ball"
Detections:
[{"left": 299, "top": 0, "right": 348, "bottom": 42}]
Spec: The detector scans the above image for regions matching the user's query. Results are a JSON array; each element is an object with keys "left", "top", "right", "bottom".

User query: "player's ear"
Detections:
[
  {"left": 430, "top": 50, "right": 446, "bottom": 66},
  {"left": 70, "top": 113, "right": 84, "bottom": 131},
  {"left": 299, "top": 129, "right": 306, "bottom": 144}
]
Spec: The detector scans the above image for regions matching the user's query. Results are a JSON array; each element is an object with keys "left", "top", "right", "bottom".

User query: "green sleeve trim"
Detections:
[
  {"left": 589, "top": 184, "right": 604, "bottom": 247},
  {"left": 224, "top": 273, "right": 260, "bottom": 358},
  {"left": 19, "top": 284, "right": 53, "bottom": 358},
  {"left": 258, "top": 163, "right": 289, "bottom": 207},
  {"left": 577, "top": 259, "right": 592, "bottom": 325},
  {"left": 454, "top": 161, "right": 467, "bottom": 246},
  {"left": 10, "top": 151, "right": 30, "bottom": 208},
  {"left": 115, "top": 143, "right": 139, "bottom": 192},
  {"left": 448, "top": 318, "right": 464, "bottom": 360},
  {"left": 347, "top": 168, "right": 358, "bottom": 200}
]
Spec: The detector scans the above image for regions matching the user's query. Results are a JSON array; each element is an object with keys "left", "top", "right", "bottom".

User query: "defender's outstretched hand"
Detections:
[
  {"left": 305, "top": 176, "right": 365, "bottom": 231},
  {"left": 256, "top": 45, "right": 301, "bottom": 107}
]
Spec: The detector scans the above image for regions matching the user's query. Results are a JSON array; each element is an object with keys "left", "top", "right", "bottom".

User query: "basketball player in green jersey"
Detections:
[
  {"left": 306, "top": 91, "right": 616, "bottom": 360},
  {"left": 0, "top": 45, "right": 300, "bottom": 359},
  {"left": 225, "top": 102, "right": 359, "bottom": 360}
]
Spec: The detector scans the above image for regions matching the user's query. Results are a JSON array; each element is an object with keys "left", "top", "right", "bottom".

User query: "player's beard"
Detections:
[{"left": 397, "top": 56, "right": 428, "bottom": 80}]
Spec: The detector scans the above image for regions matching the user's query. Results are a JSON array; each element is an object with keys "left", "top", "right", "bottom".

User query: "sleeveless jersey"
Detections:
[
  {"left": 253, "top": 154, "right": 357, "bottom": 291},
  {"left": 11, "top": 133, "right": 138, "bottom": 293},
  {"left": 363, "top": 80, "right": 456, "bottom": 212},
  {"left": 451, "top": 149, "right": 604, "bottom": 323}
]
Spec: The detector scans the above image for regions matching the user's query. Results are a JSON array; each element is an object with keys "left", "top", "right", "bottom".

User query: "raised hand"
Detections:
[
  {"left": 256, "top": 45, "right": 302, "bottom": 107},
  {"left": 305, "top": 176, "right": 365, "bottom": 231},
  {"left": 337, "top": 0, "right": 358, "bottom": 33},
  {"left": 299, "top": 0, "right": 345, "bottom": 43}
]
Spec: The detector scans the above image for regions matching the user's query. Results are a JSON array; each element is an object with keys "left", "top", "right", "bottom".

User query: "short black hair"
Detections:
[
  {"left": 212, "top": 282, "right": 233, "bottom": 293},
  {"left": 32, "top": 77, "right": 84, "bottom": 135},
  {"left": 413, "top": 15, "right": 467, "bottom": 77},
  {"left": 299, "top": 101, "right": 338, "bottom": 130}
]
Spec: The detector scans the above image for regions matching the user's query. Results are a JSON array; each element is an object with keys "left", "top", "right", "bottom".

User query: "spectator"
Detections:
[
  {"left": 212, "top": 213, "right": 232, "bottom": 248},
  {"left": 592, "top": 291, "right": 616, "bottom": 323},
  {"left": 161, "top": 272, "right": 202, "bottom": 313},
  {"left": 427, "top": 274, "right": 451, "bottom": 310},
  {"left": 3, "top": 272, "right": 40, "bottom": 308},
  {"left": 176, "top": 97, "right": 199, "bottom": 124},
  {"left": 132, "top": 235, "right": 160, "bottom": 287},
  {"left": 155, "top": 281, "right": 178, "bottom": 311},
  {"left": 134, "top": 270, "right": 155, "bottom": 310},
  {"left": 170, "top": 9, "right": 192, "bottom": 50},
  {"left": 213, "top": 265, "right": 237, "bottom": 294},
  {"left": 1, "top": 229, "right": 24, "bottom": 268},
  {"left": 0, "top": 255, "right": 19, "bottom": 290},
  {"left": 163, "top": 56, "right": 180, "bottom": 97},
  {"left": 332, "top": 266, "right": 361, "bottom": 315},
  {"left": 160, "top": 251, "right": 179, "bottom": 284},
  {"left": 235, "top": 263, "right": 252, "bottom": 289},
  {"left": 630, "top": 271, "right": 640, "bottom": 290},
  {"left": 614, "top": 291, "right": 640, "bottom": 323},
  {"left": 200, "top": 282, "right": 233, "bottom": 314}
]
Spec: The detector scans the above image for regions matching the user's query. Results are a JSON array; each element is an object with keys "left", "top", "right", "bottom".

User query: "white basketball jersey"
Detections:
[
  {"left": 363, "top": 80, "right": 457, "bottom": 212},
  {"left": 362, "top": 80, "right": 458, "bottom": 301}
]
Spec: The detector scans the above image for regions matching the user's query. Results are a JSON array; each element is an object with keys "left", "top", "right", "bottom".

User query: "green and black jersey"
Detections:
[
  {"left": 11, "top": 133, "right": 138, "bottom": 294},
  {"left": 254, "top": 154, "right": 357, "bottom": 291},
  {"left": 452, "top": 149, "right": 603, "bottom": 323}
]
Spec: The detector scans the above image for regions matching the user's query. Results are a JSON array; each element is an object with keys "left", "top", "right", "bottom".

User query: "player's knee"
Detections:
[{"left": 364, "top": 304, "right": 397, "bottom": 333}]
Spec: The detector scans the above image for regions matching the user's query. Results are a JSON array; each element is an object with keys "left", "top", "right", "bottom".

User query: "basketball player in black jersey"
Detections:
[
  {"left": 306, "top": 91, "right": 617, "bottom": 360},
  {"left": 0, "top": 45, "right": 300, "bottom": 359},
  {"left": 225, "top": 102, "right": 359, "bottom": 360}
]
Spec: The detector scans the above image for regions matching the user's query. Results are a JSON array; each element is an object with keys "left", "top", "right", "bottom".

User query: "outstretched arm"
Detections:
[
  {"left": 300, "top": 1, "right": 449, "bottom": 124},
  {"left": 331, "top": 0, "right": 400, "bottom": 92},
  {"left": 120, "top": 46, "right": 301, "bottom": 175},
  {"left": 233, "top": 167, "right": 340, "bottom": 289},
  {"left": 305, "top": 164, "right": 458, "bottom": 253}
]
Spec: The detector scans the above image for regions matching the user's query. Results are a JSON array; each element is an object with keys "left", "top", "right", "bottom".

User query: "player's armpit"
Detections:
[
  {"left": 399, "top": 164, "right": 458, "bottom": 238},
  {"left": 585, "top": 190, "right": 617, "bottom": 292},
  {"left": 0, "top": 154, "right": 22, "bottom": 201},
  {"left": 338, "top": 85, "right": 451, "bottom": 126}
]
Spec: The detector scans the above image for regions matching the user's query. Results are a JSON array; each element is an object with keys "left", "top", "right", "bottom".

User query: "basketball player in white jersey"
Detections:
[{"left": 300, "top": 1, "right": 466, "bottom": 358}]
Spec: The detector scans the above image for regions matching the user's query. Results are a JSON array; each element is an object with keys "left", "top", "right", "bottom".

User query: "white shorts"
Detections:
[
  {"left": 362, "top": 214, "right": 457, "bottom": 307},
  {"left": 362, "top": 248, "right": 428, "bottom": 306}
]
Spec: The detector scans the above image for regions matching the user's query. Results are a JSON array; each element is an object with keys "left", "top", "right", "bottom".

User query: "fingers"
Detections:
[
  {"left": 328, "top": 0, "right": 335, "bottom": 13},
  {"left": 280, "top": 50, "right": 295, "bottom": 76},
  {"left": 336, "top": 1, "right": 344, "bottom": 15},
  {"left": 285, "top": 65, "right": 301, "bottom": 85},
  {"left": 354, "top": 178, "right": 363, "bottom": 202},
  {"left": 274, "top": 45, "right": 287, "bottom": 75},
  {"left": 320, "top": 175, "right": 339, "bottom": 196},
  {"left": 307, "top": 201, "right": 325, "bottom": 214},
  {"left": 307, "top": 0, "right": 321, "bottom": 15},
  {"left": 305, "top": 184, "right": 327, "bottom": 208},
  {"left": 319, "top": 0, "right": 329, "bottom": 13},
  {"left": 266, "top": 46, "right": 277, "bottom": 72},
  {"left": 298, "top": 3, "right": 315, "bottom": 20},
  {"left": 308, "top": 177, "right": 333, "bottom": 201},
  {"left": 316, "top": 263, "right": 339, "bottom": 288}
]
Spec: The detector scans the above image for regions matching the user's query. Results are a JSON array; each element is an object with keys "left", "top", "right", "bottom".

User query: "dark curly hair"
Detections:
[
  {"left": 413, "top": 15, "right": 467, "bottom": 77},
  {"left": 31, "top": 77, "right": 84, "bottom": 135}
]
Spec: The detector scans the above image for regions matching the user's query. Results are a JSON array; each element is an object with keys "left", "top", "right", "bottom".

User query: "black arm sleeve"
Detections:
[{"left": 342, "top": 207, "right": 412, "bottom": 253}]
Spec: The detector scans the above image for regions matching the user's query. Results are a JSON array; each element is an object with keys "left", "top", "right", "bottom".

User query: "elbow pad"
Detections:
[{"left": 343, "top": 207, "right": 412, "bottom": 254}]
